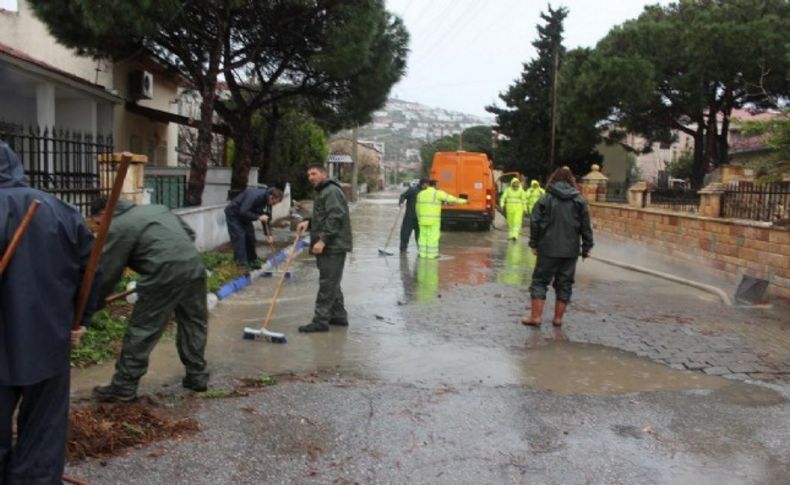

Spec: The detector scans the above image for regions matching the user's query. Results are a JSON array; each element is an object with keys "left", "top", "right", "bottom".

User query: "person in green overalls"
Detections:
[
  {"left": 296, "top": 163, "right": 353, "bottom": 333},
  {"left": 90, "top": 197, "right": 209, "bottom": 401}
]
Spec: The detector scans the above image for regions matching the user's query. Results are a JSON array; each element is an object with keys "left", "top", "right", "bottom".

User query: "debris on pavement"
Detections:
[{"left": 67, "top": 399, "right": 199, "bottom": 462}]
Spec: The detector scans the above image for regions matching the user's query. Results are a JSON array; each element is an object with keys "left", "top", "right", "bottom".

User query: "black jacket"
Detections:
[
  {"left": 399, "top": 184, "right": 420, "bottom": 221},
  {"left": 529, "top": 181, "right": 594, "bottom": 258},
  {"left": 225, "top": 186, "right": 275, "bottom": 234},
  {"left": 310, "top": 179, "right": 352, "bottom": 253},
  {"left": 0, "top": 142, "right": 100, "bottom": 385}
]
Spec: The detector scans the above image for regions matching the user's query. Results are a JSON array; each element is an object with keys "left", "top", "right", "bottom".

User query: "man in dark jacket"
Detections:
[
  {"left": 225, "top": 186, "right": 283, "bottom": 270},
  {"left": 398, "top": 180, "right": 423, "bottom": 253},
  {"left": 0, "top": 142, "right": 100, "bottom": 483},
  {"left": 296, "top": 164, "right": 352, "bottom": 333},
  {"left": 523, "top": 166, "right": 593, "bottom": 327},
  {"left": 90, "top": 197, "right": 209, "bottom": 401}
]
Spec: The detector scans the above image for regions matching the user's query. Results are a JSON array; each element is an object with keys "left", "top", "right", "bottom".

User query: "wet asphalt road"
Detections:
[{"left": 68, "top": 192, "right": 790, "bottom": 484}]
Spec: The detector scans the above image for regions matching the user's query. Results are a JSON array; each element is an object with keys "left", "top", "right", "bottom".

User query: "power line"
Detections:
[{"left": 410, "top": 0, "right": 487, "bottom": 69}]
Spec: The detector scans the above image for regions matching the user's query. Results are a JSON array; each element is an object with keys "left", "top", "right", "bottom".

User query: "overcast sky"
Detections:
[{"left": 385, "top": 0, "right": 672, "bottom": 118}]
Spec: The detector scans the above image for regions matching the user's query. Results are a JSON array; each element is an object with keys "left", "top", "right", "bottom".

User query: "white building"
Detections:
[{"left": 0, "top": 0, "right": 186, "bottom": 166}]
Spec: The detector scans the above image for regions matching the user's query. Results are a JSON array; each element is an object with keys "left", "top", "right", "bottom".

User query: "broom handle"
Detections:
[
  {"left": 262, "top": 229, "right": 303, "bottom": 329},
  {"left": 0, "top": 199, "right": 40, "bottom": 276},
  {"left": 383, "top": 204, "right": 404, "bottom": 249},
  {"left": 104, "top": 287, "right": 136, "bottom": 304},
  {"left": 72, "top": 153, "right": 132, "bottom": 330}
]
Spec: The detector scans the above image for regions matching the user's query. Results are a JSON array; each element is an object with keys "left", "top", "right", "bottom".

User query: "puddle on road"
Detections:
[{"left": 519, "top": 339, "right": 726, "bottom": 395}]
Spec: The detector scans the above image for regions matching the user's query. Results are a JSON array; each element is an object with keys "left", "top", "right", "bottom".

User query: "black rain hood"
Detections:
[
  {"left": 547, "top": 181, "right": 579, "bottom": 200},
  {"left": 0, "top": 141, "right": 29, "bottom": 188}
]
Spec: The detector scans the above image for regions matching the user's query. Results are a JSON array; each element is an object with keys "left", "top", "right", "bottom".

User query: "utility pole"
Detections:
[
  {"left": 351, "top": 124, "right": 360, "bottom": 201},
  {"left": 458, "top": 130, "right": 464, "bottom": 151},
  {"left": 549, "top": 43, "right": 559, "bottom": 169}
]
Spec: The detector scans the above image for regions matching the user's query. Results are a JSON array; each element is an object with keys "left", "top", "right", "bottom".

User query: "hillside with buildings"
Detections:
[{"left": 354, "top": 98, "right": 493, "bottom": 166}]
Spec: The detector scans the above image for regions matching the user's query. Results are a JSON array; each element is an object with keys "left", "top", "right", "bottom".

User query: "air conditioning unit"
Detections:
[{"left": 129, "top": 70, "right": 153, "bottom": 99}]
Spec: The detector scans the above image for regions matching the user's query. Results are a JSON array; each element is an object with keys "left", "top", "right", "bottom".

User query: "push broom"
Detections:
[
  {"left": 378, "top": 204, "right": 404, "bottom": 256},
  {"left": 243, "top": 228, "right": 305, "bottom": 343}
]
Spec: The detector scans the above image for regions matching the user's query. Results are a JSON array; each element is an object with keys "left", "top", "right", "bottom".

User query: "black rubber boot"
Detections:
[
  {"left": 298, "top": 322, "right": 330, "bottom": 333},
  {"left": 329, "top": 318, "right": 349, "bottom": 326},
  {"left": 93, "top": 384, "right": 137, "bottom": 402}
]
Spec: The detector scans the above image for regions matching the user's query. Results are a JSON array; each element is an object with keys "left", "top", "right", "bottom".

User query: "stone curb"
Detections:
[{"left": 589, "top": 255, "right": 734, "bottom": 306}]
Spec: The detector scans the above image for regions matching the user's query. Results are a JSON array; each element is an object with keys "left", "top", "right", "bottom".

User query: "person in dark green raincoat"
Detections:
[
  {"left": 90, "top": 197, "right": 209, "bottom": 401},
  {"left": 522, "top": 167, "right": 593, "bottom": 328},
  {"left": 296, "top": 164, "right": 352, "bottom": 333}
]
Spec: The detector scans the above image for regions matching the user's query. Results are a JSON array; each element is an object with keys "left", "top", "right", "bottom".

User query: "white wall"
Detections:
[
  {"left": 112, "top": 63, "right": 180, "bottom": 166},
  {"left": 0, "top": 93, "right": 35, "bottom": 125},
  {"left": 56, "top": 98, "right": 96, "bottom": 136},
  {"left": 174, "top": 183, "right": 291, "bottom": 251}
]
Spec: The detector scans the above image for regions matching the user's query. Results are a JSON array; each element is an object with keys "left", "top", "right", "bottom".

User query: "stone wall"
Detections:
[{"left": 589, "top": 202, "right": 790, "bottom": 300}]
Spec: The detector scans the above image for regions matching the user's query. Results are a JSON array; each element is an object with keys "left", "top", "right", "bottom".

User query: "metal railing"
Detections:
[
  {"left": 648, "top": 188, "right": 700, "bottom": 213},
  {"left": 144, "top": 174, "right": 187, "bottom": 209},
  {"left": 596, "top": 182, "right": 629, "bottom": 203},
  {"left": 0, "top": 122, "right": 113, "bottom": 216},
  {"left": 722, "top": 181, "right": 789, "bottom": 223}
]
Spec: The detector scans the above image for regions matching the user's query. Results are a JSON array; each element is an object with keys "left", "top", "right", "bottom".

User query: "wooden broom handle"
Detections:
[
  {"left": 0, "top": 199, "right": 40, "bottom": 276},
  {"left": 261, "top": 229, "right": 304, "bottom": 329},
  {"left": 72, "top": 153, "right": 132, "bottom": 330}
]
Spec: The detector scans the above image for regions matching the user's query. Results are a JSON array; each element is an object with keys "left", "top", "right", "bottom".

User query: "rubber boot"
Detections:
[
  {"left": 522, "top": 299, "right": 544, "bottom": 327},
  {"left": 552, "top": 300, "right": 568, "bottom": 327}
]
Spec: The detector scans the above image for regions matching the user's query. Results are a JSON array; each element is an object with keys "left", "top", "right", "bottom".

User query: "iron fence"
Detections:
[
  {"left": 596, "top": 182, "right": 629, "bottom": 203},
  {"left": 722, "top": 181, "right": 789, "bottom": 223},
  {"left": 144, "top": 174, "right": 187, "bottom": 209},
  {"left": 0, "top": 122, "right": 113, "bottom": 216},
  {"left": 648, "top": 188, "right": 700, "bottom": 213}
]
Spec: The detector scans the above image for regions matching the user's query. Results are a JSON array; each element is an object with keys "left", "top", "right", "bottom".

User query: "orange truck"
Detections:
[{"left": 429, "top": 151, "right": 496, "bottom": 230}]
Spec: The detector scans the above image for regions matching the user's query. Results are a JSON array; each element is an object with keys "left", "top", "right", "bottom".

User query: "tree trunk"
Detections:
[
  {"left": 186, "top": 88, "right": 217, "bottom": 206},
  {"left": 691, "top": 126, "right": 706, "bottom": 190},
  {"left": 230, "top": 116, "right": 253, "bottom": 195},
  {"left": 717, "top": 105, "right": 732, "bottom": 167},
  {"left": 260, "top": 105, "right": 280, "bottom": 184}
]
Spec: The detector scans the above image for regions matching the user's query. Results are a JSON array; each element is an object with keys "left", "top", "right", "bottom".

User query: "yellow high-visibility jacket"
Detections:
[
  {"left": 524, "top": 180, "right": 545, "bottom": 213},
  {"left": 416, "top": 186, "right": 466, "bottom": 225},
  {"left": 501, "top": 185, "right": 527, "bottom": 216}
]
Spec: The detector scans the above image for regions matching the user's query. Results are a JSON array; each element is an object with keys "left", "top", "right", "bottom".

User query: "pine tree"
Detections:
[{"left": 487, "top": 5, "right": 568, "bottom": 181}]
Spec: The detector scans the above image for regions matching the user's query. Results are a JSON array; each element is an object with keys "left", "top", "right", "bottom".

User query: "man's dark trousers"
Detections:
[
  {"left": 528, "top": 255, "right": 578, "bottom": 302},
  {"left": 226, "top": 215, "right": 257, "bottom": 265},
  {"left": 399, "top": 214, "right": 419, "bottom": 252},
  {"left": 312, "top": 253, "right": 347, "bottom": 324},
  {"left": 0, "top": 371, "right": 69, "bottom": 484}
]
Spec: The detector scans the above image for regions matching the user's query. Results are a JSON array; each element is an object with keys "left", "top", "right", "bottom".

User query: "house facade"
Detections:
[{"left": 0, "top": 0, "right": 183, "bottom": 166}]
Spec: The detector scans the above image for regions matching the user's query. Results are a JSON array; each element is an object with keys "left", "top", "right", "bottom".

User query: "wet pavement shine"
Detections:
[{"left": 69, "top": 192, "right": 790, "bottom": 484}]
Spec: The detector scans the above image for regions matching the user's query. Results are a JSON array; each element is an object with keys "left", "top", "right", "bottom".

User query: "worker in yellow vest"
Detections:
[
  {"left": 524, "top": 179, "right": 545, "bottom": 216},
  {"left": 415, "top": 179, "right": 467, "bottom": 258},
  {"left": 500, "top": 178, "right": 527, "bottom": 240}
]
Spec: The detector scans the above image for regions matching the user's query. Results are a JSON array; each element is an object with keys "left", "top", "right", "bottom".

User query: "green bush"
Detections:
[{"left": 71, "top": 306, "right": 128, "bottom": 368}]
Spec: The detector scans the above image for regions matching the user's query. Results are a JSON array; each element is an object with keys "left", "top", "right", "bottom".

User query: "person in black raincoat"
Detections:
[
  {"left": 0, "top": 142, "right": 100, "bottom": 484},
  {"left": 398, "top": 180, "right": 423, "bottom": 253},
  {"left": 224, "top": 186, "right": 284, "bottom": 269},
  {"left": 522, "top": 166, "right": 593, "bottom": 327}
]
